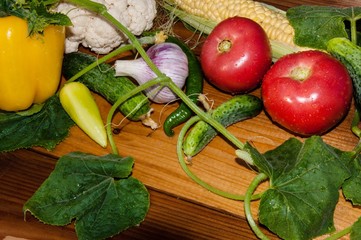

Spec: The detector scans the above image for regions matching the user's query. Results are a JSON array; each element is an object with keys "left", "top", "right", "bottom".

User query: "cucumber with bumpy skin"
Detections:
[
  {"left": 327, "top": 37, "right": 361, "bottom": 111},
  {"left": 62, "top": 52, "right": 156, "bottom": 127},
  {"left": 183, "top": 94, "right": 262, "bottom": 158}
]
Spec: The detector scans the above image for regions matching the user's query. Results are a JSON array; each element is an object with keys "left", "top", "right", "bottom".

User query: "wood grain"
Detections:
[{"left": 1, "top": 0, "right": 361, "bottom": 239}]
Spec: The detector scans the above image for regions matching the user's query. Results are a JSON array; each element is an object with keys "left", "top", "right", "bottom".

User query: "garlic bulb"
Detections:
[{"left": 114, "top": 42, "right": 188, "bottom": 103}]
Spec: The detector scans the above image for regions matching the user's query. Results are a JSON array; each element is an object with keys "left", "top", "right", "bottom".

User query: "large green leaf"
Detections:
[
  {"left": 287, "top": 6, "right": 361, "bottom": 50},
  {"left": 351, "top": 218, "right": 361, "bottom": 239},
  {"left": 343, "top": 154, "right": 361, "bottom": 205},
  {"left": 0, "top": 95, "right": 74, "bottom": 152},
  {"left": 23, "top": 152, "right": 150, "bottom": 240},
  {"left": 244, "top": 136, "right": 351, "bottom": 240}
]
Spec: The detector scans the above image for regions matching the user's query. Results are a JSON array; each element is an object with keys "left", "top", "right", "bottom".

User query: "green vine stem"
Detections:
[
  {"left": 167, "top": 80, "right": 246, "bottom": 151},
  {"left": 349, "top": 9, "right": 361, "bottom": 138},
  {"left": 106, "top": 76, "right": 169, "bottom": 154},
  {"left": 349, "top": 7, "right": 360, "bottom": 46},
  {"left": 324, "top": 225, "right": 352, "bottom": 240},
  {"left": 66, "top": 44, "right": 133, "bottom": 83},
  {"left": 244, "top": 173, "right": 269, "bottom": 240},
  {"left": 352, "top": 110, "right": 361, "bottom": 138},
  {"left": 65, "top": 34, "right": 161, "bottom": 84},
  {"left": 177, "top": 115, "right": 263, "bottom": 200},
  {"left": 352, "top": 139, "right": 361, "bottom": 158},
  {"left": 66, "top": 0, "right": 163, "bottom": 77}
]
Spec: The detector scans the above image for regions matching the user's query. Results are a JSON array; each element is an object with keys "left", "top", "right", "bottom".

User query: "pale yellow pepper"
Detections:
[
  {"left": 59, "top": 82, "right": 107, "bottom": 148},
  {"left": 0, "top": 16, "right": 65, "bottom": 111}
]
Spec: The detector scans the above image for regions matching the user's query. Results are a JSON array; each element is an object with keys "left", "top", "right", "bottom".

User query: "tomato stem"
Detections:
[
  {"left": 290, "top": 67, "right": 311, "bottom": 81},
  {"left": 218, "top": 39, "right": 232, "bottom": 53}
]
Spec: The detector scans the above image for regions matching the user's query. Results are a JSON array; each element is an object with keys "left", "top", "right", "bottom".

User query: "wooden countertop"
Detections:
[{"left": 1, "top": 1, "right": 360, "bottom": 239}]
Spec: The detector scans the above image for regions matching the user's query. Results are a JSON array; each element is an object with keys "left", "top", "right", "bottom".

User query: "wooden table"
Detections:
[{"left": 1, "top": 1, "right": 361, "bottom": 239}]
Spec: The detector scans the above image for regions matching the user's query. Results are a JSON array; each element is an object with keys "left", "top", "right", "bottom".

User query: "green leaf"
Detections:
[
  {"left": 0, "top": 95, "right": 75, "bottom": 152},
  {"left": 244, "top": 136, "right": 351, "bottom": 240},
  {"left": 0, "top": 0, "right": 71, "bottom": 34},
  {"left": 351, "top": 217, "right": 361, "bottom": 239},
  {"left": 252, "top": 138, "right": 303, "bottom": 180},
  {"left": 287, "top": 6, "right": 361, "bottom": 50},
  {"left": 23, "top": 152, "right": 150, "bottom": 240},
  {"left": 0, "top": 0, "right": 13, "bottom": 17},
  {"left": 343, "top": 154, "right": 361, "bottom": 205}
]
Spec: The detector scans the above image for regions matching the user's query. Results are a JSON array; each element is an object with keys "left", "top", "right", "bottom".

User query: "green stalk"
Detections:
[
  {"left": 67, "top": 44, "right": 133, "bottom": 83},
  {"left": 350, "top": 18, "right": 357, "bottom": 45},
  {"left": 324, "top": 225, "right": 352, "bottom": 240},
  {"left": 348, "top": 11, "right": 361, "bottom": 138},
  {"left": 352, "top": 139, "right": 361, "bottom": 157},
  {"left": 349, "top": 8, "right": 360, "bottom": 45},
  {"left": 176, "top": 115, "right": 263, "bottom": 200},
  {"left": 244, "top": 173, "right": 269, "bottom": 240},
  {"left": 106, "top": 76, "right": 169, "bottom": 155},
  {"left": 167, "top": 80, "right": 245, "bottom": 150},
  {"left": 105, "top": 72, "right": 246, "bottom": 156},
  {"left": 102, "top": 12, "right": 163, "bottom": 76},
  {"left": 65, "top": 0, "right": 163, "bottom": 77},
  {"left": 352, "top": 110, "right": 361, "bottom": 138},
  {"left": 66, "top": 36, "right": 158, "bottom": 83}
]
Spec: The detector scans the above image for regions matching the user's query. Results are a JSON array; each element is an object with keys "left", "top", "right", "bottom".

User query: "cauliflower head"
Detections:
[{"left": 56, "top": 0, "right": 157, "bottom": 54}]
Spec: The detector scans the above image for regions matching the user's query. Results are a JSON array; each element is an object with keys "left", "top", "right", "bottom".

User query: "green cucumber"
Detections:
[
  {"left": 183, "top": 94, "right": 263, "bottom": 158},
  {"left": 62, "top": 52, "right": 153, "bottom": 124},
  {"left": 327, "top": 37, "right": 361, "bottom": 111}
]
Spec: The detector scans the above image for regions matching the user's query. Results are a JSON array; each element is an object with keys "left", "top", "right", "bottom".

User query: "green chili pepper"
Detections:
[{"left": 163, "top": 36, "right": 204, "bottom": 136}]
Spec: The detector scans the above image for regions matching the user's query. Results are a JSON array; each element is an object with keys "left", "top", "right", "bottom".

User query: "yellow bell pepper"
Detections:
[{"left": 0, "top": 15, "right": 65, "bottom": 112}]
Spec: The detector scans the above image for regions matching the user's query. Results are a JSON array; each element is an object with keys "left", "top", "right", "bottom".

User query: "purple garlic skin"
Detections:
[{"left": 115, "top": 42, "right": 189, "bottom": 103}]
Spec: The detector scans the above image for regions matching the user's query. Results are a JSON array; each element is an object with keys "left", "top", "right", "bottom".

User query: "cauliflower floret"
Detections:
[{"left": 56, "top": 0, "right": 157, "bottom": 54}]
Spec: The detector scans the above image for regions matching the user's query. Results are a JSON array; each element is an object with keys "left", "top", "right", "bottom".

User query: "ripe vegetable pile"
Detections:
[{"left": 2, "top": 0, "right": 361, "bottom": 239}]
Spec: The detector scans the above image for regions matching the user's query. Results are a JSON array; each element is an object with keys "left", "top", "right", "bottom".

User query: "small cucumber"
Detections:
[
  {"left": 183, "top": 94, "right": 262, "bottom": 158},
  {"left": 62, "top": 52, "right": 152, "bottom": 123},
  {"left": 327, "top": 37, "right": 361, "bottom": 111}
]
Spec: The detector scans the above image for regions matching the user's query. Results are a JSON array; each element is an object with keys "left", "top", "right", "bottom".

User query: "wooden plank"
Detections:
[{"left": 1, "top": 0, "right": 361, "bottom": 239}]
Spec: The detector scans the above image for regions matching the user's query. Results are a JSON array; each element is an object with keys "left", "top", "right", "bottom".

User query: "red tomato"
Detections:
[
  {"left": 262, "top": 50, "right": 353, "bottom": 136},
  {"left": 200, "top": 17, "right": 272, "bottom": 93}
]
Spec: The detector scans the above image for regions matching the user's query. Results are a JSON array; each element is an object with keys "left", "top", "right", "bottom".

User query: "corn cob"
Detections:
[{"left": 162, "top": 0, "right": 309, "bottom": 60}]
